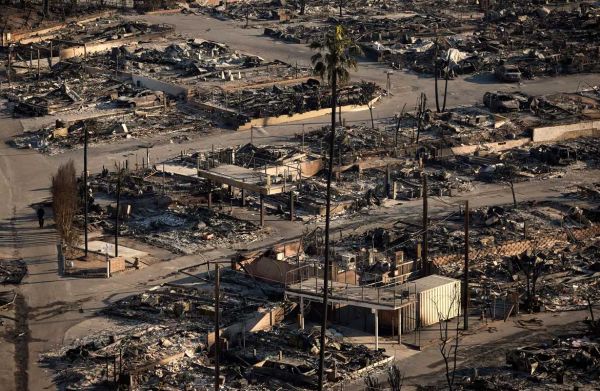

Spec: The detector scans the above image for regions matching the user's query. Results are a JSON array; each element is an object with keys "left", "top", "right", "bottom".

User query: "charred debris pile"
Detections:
[
  {"left": 10, "top": 108, "right": 211, "bottom": 154},
  {"left": 41, "top": 270, "right": 387, "bottom": 390},
  {"left": 460, "top": 307, "right": 600, "bottom": 390},
  {"left": 261, "top": 2, "right": 600, "bottom": 80},
  {"left": 40, "top": 271, "right": 282, "bottom": 389},
  {"left": 0, "top": 259, "right": 28, "bottom": 284},
  {"left": 107, "top": 39, "right": 276, "bottom": 83},
  {"left": 79, "top": 165, "right": 268, "bottom": 255},
  {"left": 197, "top": 79, "right": 382, "bottom": 129}
]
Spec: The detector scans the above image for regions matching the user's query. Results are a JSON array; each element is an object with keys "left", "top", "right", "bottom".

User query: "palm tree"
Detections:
[
  {"left": 310, "top": 25, "right": 361, "bottom": 390},
  {"left": 433, "top": 33, "right": 450, "bottom": 113},
  {"left": 434, "top": 36, "right": 441, "bottom": 113}
]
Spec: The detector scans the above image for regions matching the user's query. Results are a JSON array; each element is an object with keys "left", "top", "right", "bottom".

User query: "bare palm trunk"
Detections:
[
  {"left": 317, "top": 44, "right": 337, "bottom": 391},
  {"left": 434, "top": 43, "right": 440, "bottom": 113},
  {"left": 442, "top": 63, "right": 450, "bottom": 112},
  {"left": 509, "top": 180, "right": 517, "bottom": 207}
]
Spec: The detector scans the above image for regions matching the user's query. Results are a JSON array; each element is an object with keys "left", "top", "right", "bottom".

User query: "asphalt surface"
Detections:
[{"left": 0, "top": 11, "right": 599, "bottom": 391}]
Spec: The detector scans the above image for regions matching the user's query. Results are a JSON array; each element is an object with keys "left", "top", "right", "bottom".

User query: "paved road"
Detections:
[{"left": 0, "top": 12, "right": 599, "bottom": 391}]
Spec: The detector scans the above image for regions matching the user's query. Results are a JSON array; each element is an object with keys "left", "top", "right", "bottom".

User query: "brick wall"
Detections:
[
  {"left": 109, "top": 257, "right": 126, "bottom": 274},
  {"left": 433, "top": 225, "right": 600, "bottom": 266}
]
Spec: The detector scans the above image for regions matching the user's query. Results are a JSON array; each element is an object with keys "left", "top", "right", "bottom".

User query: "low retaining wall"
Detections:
[
  {"left": 451, "top": 138, "right": 530, "bottom": 156},
  {"left": 9, "top": 11, "right": 115, "bottom": 45},
  {"left": 207, "top": 304, "right": 287, "bottom": 348},
  {"left": 109, "top": 257, "right": 126, "bottom": 273},
  {"left": 59, "top": 29, "right": 172, "bottom": 60},
  {"left": 222, "top": 76, "right": 312, "bottom": 92},
  {"left": 131, "top": 74, "right": 191, "bottom": 99},
  {"left": 533, "top": 120, "right": 600, "bottom": 142},
  {"left": 242, "top": 256, "right": 359, "bottom": 285},
  {"left": 299, "top": 199, "right": 356, "bottom": 216},
  {"left": 237, "top": 96, "right": 381, "bottom": 131}
]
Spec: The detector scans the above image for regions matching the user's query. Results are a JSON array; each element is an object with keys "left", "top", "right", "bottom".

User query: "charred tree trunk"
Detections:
[
  {"left": 442, "top": 62, "right": 450, "bottom": 112},
  {"left": 509, "top": 180, "right": 517, "bottom": 207},
  {"left": 434, "top": 41, "right": 440, "bottom": 113}
]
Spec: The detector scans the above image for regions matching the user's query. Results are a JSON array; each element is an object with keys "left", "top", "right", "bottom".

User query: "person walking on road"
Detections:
[{"left": 37, "top": 207, "right": 45, "bottom": 228}]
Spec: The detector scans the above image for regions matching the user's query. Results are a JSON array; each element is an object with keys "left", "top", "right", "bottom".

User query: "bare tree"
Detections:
[
  {"left": 433, "top": 32, "right": 450, "bottom": 113},
  {"left": 441, "top": 57, "right": 450, "bottom": 113},
  {"left": 435, "top": 286, "right": 462, "bottom": 391},
  {"left": 495, "top": 163, "right": 519, "bottom": 207},
  {"left": 415, "top": 92, "right": 427, "bottom": 144},
  {"left": 388, "top": 364, "right": 404, "bottom": 391},
  {"left": 513, "top": 251, "right": 545, "bottom": 312},
  {"left": 508, "top": 180, "right": 517, "bottom": 208},
  {"left": 364, "top": 374, "right": 383, "bottom": 391},
  {"left": 51, "top": 160, "right": 80, "bottom": 253},
  {"left": 584, "top": 282, "right": 600, "bottom": 322},
  {"left": 579, "top": 281, "right": 600, "bottom": 334}
]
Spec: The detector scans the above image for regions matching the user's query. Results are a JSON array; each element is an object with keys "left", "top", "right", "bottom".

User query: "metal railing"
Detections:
[{"left": 285, "top": 264, "right": 417, "bottom": 309}]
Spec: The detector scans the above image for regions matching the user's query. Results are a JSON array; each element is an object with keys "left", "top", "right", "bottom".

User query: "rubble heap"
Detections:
[
  {"left": 127, "top": 205, "right": 266, "bottom": 255},
  {"left": 226, "top": 324, "right": 391, "bottom": 389},
  {"left": 462, "top": 319, "right": 600, "bottom": 390},
  {"left": 41, "top": 272, "right": 287, "bottom": 390},
  {"left": 10, "top": 109, "right": 211, "bottom": 154},
  {"left": 0, "top": 259, "right": 27, "bottom": 284},
  {"left": 200, "top": 79, "right": 382, "bottom": 128},
  {"left": 115, "top": 39, "right": 266, "bottom": 81}
]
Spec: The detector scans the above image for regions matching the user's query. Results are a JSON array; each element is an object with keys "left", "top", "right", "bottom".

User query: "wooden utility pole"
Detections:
[
  {"left": 289, "top": 191, "right": 294, "bottom": 221},
  {"left": 394, "top": 113, "right": 401, "bottom": 149},
  {"left": 7, "top": 46, "right": 12, "bottom": 86},
  {"left": 385, "top": 164, "right": 391, "bottom": 198},
  {"left": 214, "top": 265, "right": 221, "bottom": 391},
  {"left": 115, "top": 172, "right": 121, "bottom": 257},
  {"left": 84, "top": 123, "right": 89, "bottom": 256},
  {"left": 509, "top": 180, "right": 517, "bottom": 207},
  {"left": 422, "top": 174, "right": 429, "bottom": 275},
  {"left": 463, "top": 200, "right": 469, "bottom": 330}
]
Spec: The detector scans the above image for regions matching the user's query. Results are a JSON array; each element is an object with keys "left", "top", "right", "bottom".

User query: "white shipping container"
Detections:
[{"left": 414, "top": 275, "right": 462, "bottom": 328}]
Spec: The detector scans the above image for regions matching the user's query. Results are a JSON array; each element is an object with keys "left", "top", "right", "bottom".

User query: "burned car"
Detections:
[
  {"left": 250, "top": 359, "right": 317, "bottom": 388},
  {"left": 483, "top": 91, "right": 529, "bottom": 112},
  {"left": 495, "top": 64, "right": 522, "bottom": 82},
  {"left": 531, "top": 145, "right": 578, "bottom": 166},
  {"left": 116, "top": 90, "right": 165, "bottom": 108}
]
